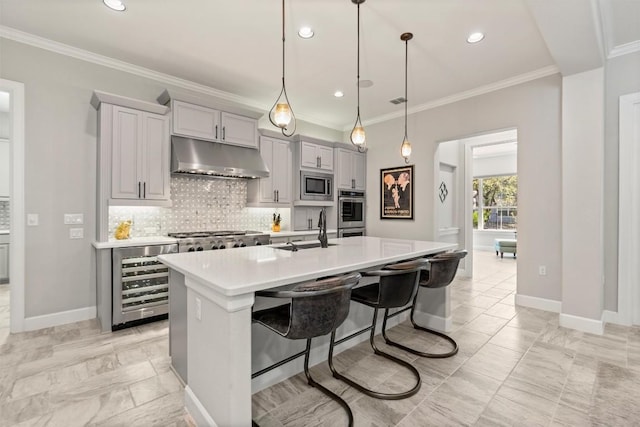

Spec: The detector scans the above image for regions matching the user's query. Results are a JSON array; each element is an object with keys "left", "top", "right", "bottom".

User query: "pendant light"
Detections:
[
  {"left": 350, "top": 0, "right": 366, "bottom": 152},
  {"left": 400, "top": 32, "right": 413, "bottom": 163},
  {"left": 269, "top": 0, "right": 296, "bottom": 136}
]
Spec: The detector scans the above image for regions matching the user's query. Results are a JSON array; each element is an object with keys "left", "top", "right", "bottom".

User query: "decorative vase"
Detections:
[{"left": 272, "top": 223, "right": 281, "bottom": 232}]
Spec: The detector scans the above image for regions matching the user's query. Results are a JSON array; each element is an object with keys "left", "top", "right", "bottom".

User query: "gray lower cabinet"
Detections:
[{"left": 169, "top": 269, "right": 187, "bottom": 384}]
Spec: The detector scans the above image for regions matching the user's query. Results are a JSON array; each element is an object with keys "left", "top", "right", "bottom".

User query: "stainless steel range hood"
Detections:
[{"left": 171, "top": 136, "right": 269, "bottom": 179}]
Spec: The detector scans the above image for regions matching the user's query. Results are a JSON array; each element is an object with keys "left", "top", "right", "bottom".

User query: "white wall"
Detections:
[
  {"left": 0, "top": 38, "right": 339, "bottom": 320},
  {"left": 364, "top": 74, "right": 563, "bottom": 303},
  {"left": 561, "top": 67, "right": 604, "bottom": 324},
  {"left": 473, "top": 152, "right": 517, "bottom": 177}
]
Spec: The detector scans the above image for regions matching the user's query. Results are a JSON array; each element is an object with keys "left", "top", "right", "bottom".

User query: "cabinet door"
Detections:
[
  {"left": 258, "top": 137, "right": 276, "bottom": 203},
  {"left": 0, "top": 139, "right": 9, "bottom": 199},
  {"left": 293, "top": 208, "right": 310, "bottom": 231},
  {"left": 300, "top": 141, "right": 320, "bottom": 169},
  {"left": 0, "top": 244, "right": 8, "bottom": 282},
  {"left": 271, "top": 139, "right": 292, "bottom": 203},
  {"left": 172, "top": 100, "right": 220, "bottom": 141},
  {"left": 220, "top": 112, "right": 258, "bottom": 148},
  {"left": 336, "top": 149, "right": 353, "bottom": 190},
  {"left": 111, "top": 106, "right": 142, "bottom": 200},
  {"left": 353, "top": 152, "right": 366, "bottom": 190},
  {"left": 318, "top": 145, "right": 334, "bottom": 171},
  {"left": 141, "top": 113, "right": 170, "bottom": 200}
]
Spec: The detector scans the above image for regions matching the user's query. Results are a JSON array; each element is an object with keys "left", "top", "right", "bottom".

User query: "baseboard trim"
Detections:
[
  {"left": 412, "top": 310, "right": 452, "bottom": 333},
  {"left": 515, "top": 294, "right": 561, "bottom": 313},
  {"left": 184, "top": 386, "right": 218, "bottom": 427},
  {"left": 23, "top": 306, "right": 96, "bottom": 331},
  {"left": 559, "top": 313, "right": 604, "bottom": 335},
  {"left": 601, "top": 310, "right": 631, "bottom": 327}
]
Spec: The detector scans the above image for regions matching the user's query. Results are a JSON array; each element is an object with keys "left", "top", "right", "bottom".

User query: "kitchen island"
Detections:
[{"left": 158, "top": 236, "right": 456, "bottom": 427}]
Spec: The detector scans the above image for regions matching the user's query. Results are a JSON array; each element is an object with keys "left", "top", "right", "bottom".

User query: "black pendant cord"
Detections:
[
  {"left": 351, "top": 0, "right": 365, "bottom": 152},
  {"left": 404, "top": 37, "right": 408, "bottom": 143},
  {"left": 269, "top": 0, "right": 296, "bottom": 136}
]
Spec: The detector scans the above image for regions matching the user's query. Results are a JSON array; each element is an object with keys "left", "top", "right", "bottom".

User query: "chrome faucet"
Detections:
[{"left": 318, "top": 207, "right": 328, "bottom": 248}]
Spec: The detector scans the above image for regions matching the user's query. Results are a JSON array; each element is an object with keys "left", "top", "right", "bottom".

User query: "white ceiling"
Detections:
[{"left": 0, "top": 0, "right": 638, "bottom": 131}]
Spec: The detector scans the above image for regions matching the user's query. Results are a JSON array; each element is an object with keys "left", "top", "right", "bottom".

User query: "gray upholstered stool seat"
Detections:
[
  {"left": 382, "top": 250, "right": 468, "bottom": 358},
  {"left": 252, "top": 272, "right": 361, "bottom": 427},
  {"left": 328, "top": 260, "right": 426, "bottom": 400}
]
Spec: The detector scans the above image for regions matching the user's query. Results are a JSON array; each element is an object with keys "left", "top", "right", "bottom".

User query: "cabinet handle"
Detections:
[
  {"left": 274, "top": 190, "right": 277, "bottom": 202},
  {"left": 215, "top": 125, "right": 218, "bottom": 139},
  {"left": 317, "top": 156, "right": 320, "bottom": 168},
  {"left": 352, "top": 179, "right": 355, "bottom": 189},
  {"left": 138, "top": 182, "right": 141, "bottom": 198},
  {"left": 143, "top": 182, "right": 146, "bottom": 198},
  {"left": 222, "top": 126, "right": 226, "bottom": 140},
  {"left": 276, "top": 190, "right": 279, "bottom": 202}
]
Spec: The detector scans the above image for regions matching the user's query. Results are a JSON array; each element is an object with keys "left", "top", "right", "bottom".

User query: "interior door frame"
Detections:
[
  {"left": 0, "top": 79, "right": 26, "bottom": 333},
  {"left": 617, "top": 91, "right": 640, "bottom": 326}
]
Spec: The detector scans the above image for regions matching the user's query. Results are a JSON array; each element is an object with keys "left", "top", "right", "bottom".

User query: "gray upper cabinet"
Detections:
[
  {"left": 247, "top": 136, "right": 292, "bottom": 206},
  {"left": 335, "top": 148, "right": 366, "bottom": 191},
  {"left": 111, "top": 105, "right": 170, "bottom": 202},
  {"left": 300, "top": 141, "right": 333, "bottom": 171},
  {"left": 171, "top": 100, "right": 258, "bottom": 149},
  {"left": 0, "top": 138, "right": 9, "bottom": 199}
]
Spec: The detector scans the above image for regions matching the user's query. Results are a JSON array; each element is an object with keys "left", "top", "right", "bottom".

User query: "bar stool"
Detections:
[
  {"left": 327, "top": 261, "right": 426, "bottom": 400},
  {"left": 381, "top": 250, "right": 468, "bottom": 358},
  {"left": 252, "top": 272, "right": 361, "bottom": 426}
]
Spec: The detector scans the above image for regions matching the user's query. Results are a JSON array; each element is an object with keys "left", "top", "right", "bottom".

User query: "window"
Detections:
[{"left": 473, "top": 175, "right": 517, "bottom": 230}]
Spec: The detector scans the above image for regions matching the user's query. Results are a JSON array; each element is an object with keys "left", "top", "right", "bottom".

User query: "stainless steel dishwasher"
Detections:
[{"left": 112, "top": 244, "right": 177, "bottom": 330}]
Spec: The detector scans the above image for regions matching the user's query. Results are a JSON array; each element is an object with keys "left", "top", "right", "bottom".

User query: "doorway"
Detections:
[
  {"left": 0, "top": 79, "right": 25, "bottom": 334},
  {"left": 435, "top": 128, "right": 518, "bottom": 281}
]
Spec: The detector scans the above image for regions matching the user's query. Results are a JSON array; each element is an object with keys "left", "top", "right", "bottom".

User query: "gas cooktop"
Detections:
[{"left": 168, "top": 230, "right": 270, "bottom": 252}]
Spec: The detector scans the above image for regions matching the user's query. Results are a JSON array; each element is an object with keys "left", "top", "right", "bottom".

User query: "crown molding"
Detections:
[
  {"left": 608, "top": 40, "right": 640, "bottom": 59},
  {"left": 348, "top": 65, "right": 560, "bottom": 130},
  {"left": 0, "top": 25, "right": 342, "bottom": 130}
]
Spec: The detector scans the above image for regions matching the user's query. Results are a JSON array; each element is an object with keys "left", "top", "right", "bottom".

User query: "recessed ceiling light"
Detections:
[
  {"left": 334, "top": 90, "right": 344, "bottom": 98},
  {"left": 298, "top": 27, "right": 314, "bottom": 39},
  {"left": 103, "top": 0, "right": 126, "bottom": 11},
  {"left": 358, "top": 80, "right": 374, "bottom": 88},
  {"left": 467, "top": 32, "right": 485, "bottom": 44}
]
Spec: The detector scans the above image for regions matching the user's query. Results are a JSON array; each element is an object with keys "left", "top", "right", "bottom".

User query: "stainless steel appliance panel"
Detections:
[
  {"left": 338, "top": 227, "right": 366, "bottom": 238},
  {"left": 338, "top": 190, "right": 365, "bottom": 228},
  {"left": 112, "top": 244, "right": 177, "bottom": 328},
  {"left": 300, "top": 171, "right": 333, "bottom": 201}
]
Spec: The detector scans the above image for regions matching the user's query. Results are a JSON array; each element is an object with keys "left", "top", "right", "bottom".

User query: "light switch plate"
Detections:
[
  {"left": 64, "top": 213, "right": 84, "bottom": 225},
  {"left": 27, "top": 214, "right": 39, "bottom": 226},
  {"left": 69, "top": 228, "right": 84, "bottom": 239}
]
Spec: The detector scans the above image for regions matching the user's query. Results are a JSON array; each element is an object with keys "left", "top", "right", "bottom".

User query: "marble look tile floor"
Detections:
[{"left": 2, "top": 251, "right": 640, "bottom": 426}]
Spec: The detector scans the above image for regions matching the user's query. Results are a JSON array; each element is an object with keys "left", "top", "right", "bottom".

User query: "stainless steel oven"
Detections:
[
  {"left": 301, "top": 171, "right": 333, "bottom": 201},
  {"left": 338, "top": 190, "right": 365, "bottom": 228},
  {"left": 338, "top": 227, "right": 366, "bottom": 238}
]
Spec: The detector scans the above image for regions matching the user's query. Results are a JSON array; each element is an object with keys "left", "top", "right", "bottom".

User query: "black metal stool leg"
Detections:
[
  {"left": 328, "top": 309, "right": 421, "bottom": 400},
  {"left": 381, "top": 295, "right": 458, "bottom": 358},
  {"left": 302, "top": 338, "right": 354, "bottom": 426}
]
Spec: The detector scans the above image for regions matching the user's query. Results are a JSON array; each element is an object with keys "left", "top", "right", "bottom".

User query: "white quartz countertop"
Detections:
[
  {"left": 0, "top": 229, "right": 9, "bottom": 235},
  {"left": 92, "top": 236, "right": 178, "bottom": 249},
  {"left": 158, "top": 236, "right": 456, "bottom": 297}
]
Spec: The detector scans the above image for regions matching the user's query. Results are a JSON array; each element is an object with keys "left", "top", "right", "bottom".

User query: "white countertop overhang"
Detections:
[{"left": 158, "top": 236, "right": 457, "bottom": 298}]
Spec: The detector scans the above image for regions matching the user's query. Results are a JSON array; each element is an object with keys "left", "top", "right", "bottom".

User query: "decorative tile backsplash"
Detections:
[
  {"left": 108, "top": 176, "right": 290, "bottom": 238},
  {"left": 0, "top": 201, "right": 9, "bottom": 229}
]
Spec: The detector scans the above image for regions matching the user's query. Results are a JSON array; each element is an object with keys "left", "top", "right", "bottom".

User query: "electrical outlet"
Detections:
[
  {"left": 195, "top": 297, "right": 202, "bottom": 320},
  {"left": 27, "top": 214, "right": 39, "bottom": 226},
  {"left": 69, "top": 228, "right": 84, "bottom": 239},
  {"left": 64, "top": 213, "right": 84, "bottom": 225},
  {"left": 539, "top": 265, "right": 547, "bottom": 276}
]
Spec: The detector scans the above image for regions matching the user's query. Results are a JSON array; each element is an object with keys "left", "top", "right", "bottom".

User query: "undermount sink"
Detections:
[{"left": 274, "top": 242, "right": 337, "bottom": 251}]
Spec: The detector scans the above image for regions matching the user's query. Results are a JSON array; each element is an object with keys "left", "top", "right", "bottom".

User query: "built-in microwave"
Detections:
[{"left": 300, "top": 171, "right": 333, "bottom": 201}]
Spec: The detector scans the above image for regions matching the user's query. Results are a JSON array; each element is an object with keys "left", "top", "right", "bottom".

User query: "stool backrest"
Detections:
[
  {"left": 375, "top": 260, "right": 427, "bottom": 309},
  {"left": 287, "top": 272, "right": 361, "bottom": 339},
  {"left": 420, "top": 250, "right": 468, "bottom": 289}
]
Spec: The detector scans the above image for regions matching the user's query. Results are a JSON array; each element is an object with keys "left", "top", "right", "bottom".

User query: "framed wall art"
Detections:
[{"left": 380, "top": 165, "right": 414, "bottom": 219}]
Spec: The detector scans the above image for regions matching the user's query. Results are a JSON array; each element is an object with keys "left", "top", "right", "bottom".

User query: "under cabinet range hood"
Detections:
[{"left": 171, "top": 136, "right": 269, "bottom": 179}]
